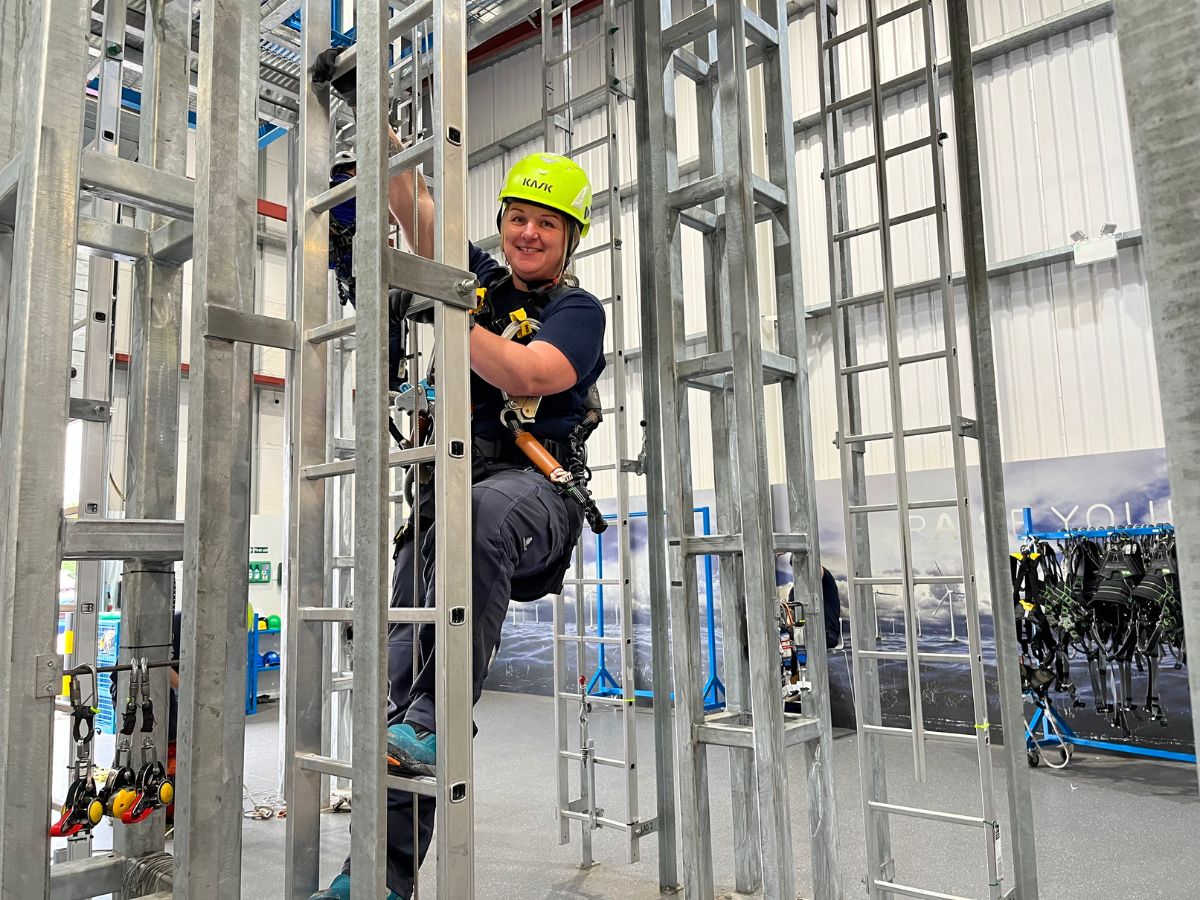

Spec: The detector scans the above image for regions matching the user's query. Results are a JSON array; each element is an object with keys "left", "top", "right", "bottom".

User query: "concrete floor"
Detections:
[{"left": 229, "top": 690, "right": 1200, "bottom": 900}]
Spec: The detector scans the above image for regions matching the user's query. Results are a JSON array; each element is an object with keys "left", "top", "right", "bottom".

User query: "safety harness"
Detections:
[{"left": 392, "top": 273, "right": 606, "bottom": 601}]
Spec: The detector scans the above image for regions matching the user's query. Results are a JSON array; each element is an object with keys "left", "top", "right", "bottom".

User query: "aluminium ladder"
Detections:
[
  {"left": 284, "top": 3, "right": 478, "bottom": 899},
  {"left": 633, "top": 2, "right": 841, "bottom": 898},
  {"left": 541, "top": 0, "right": 655, "bottom": 869},
  {"left": 815, "top": 1, "right": 1036, "bottom": 897}
]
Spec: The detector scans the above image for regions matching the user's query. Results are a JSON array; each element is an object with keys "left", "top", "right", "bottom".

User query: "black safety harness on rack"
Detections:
[
  {"left": 392, "top": 273, "right": 606, "bottom": 601},
  {"left": 1011, "top": 542, "right": 1072, "bottom": 698}
]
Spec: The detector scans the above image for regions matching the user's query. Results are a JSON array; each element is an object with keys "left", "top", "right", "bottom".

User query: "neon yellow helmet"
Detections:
[{"left": 497, "top": 153, "right": 592, "bottom": 238}]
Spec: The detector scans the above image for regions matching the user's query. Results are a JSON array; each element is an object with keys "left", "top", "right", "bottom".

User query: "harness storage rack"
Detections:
[{"left": 1016, "top": 506, "right": 1194, "bottom": 768}]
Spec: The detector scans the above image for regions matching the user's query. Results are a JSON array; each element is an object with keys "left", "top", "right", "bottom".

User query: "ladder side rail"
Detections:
[
  {"left": 633, "top": 2, "right": 715, "bottom": 895},
  {"left": 0, "top": 3, "right": 89, "bottom": 895},
  {"left": 74, "top": 8, "right": 124, "bottom": 863},
  {"left": 814, "top": 3, "right": 895, "bottom": 894},
  {"left": 114, "top": 0, "right": 190, "bottom": 866},
  {"left": 946, "top": 0, "right": 1039, "bottom": 892},
  {"left": 713, "top": 5, "right": 797, "bottom": 897},
  {"left": 759, "top": 1, "right": 841, "bottom": 895},
  {"left": 176, "top": 1, "right": 260, "bottom": 894},
  {"left": 862, "top": 0, "right": 928, "bottom": 780},
  {"left": 600, "top": 0, "right": 642, "bottom": 861},
  {"left": 284, "top": 1, "right": 334, "bottom": 894},
  {"left": 428, "top": 3, "right": 476, "bottom": 894},
  {"left": 685, "top": 16, "right": 764, "bottom": 893},
  {"left": 349, "top": 1, "right": 393, "bottom": 895},
  {"left": 915, "top": 1, "right": 1002, "bottom": 889}
]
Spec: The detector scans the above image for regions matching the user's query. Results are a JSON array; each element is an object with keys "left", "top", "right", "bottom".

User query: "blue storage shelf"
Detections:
[{"left": 247, "top": 616, "right": 282, "bottom": 714}]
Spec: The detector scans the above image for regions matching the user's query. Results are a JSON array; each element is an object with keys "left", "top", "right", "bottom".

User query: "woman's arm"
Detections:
[{"left": 386, "top": 128, "right": 435, "bottom": 259}]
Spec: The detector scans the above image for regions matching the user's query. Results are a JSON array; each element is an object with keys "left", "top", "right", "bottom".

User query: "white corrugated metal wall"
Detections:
[
  {"left": 96, "top": 1, "right": 1152, "bottom": 520},
  {"left": 465, "top": 0, "right": 1159, "bottom": 496}
]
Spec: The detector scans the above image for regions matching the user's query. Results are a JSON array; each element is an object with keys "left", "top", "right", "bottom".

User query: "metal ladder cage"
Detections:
[
  {"left": 0, "top": 0, "right": 239, "bottom": 895},
  {"left": 814, "top": 0, "right": 1033, "bottom": 897},
  {"left": 284, "top": 2, "right": 477, "bottom": 899},
  {"left": 633, "top": 2, "right": 841, "bottom": 899},
  {"left": 540, "top": 0, "right": 653, "bottom": 869}
]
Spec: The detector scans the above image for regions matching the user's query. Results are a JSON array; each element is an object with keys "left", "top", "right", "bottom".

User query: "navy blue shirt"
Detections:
[{"left": 468, "top": 242, "right": 605, "bottom": 442}]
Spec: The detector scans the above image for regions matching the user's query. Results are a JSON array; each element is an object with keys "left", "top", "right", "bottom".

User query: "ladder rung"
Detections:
[
  {"left": 303, "top": 444, "right": 437, "bottom": 480},
  {"left": 587, "top": 463, "right": 617, "bottom": 473},
  {"left": 880, "top": 67, "right": 928, "bottom": 98},
  {"left": 822, "top": 22, "right": 869, "bottom": 51},
  {"left": 565, "top": 134, "right": 612, "bottom": 159},
  {"left": 871, "top": 880, "right": 974, "bottom": 900},
  {"left": 296, "top": 752, "right": 437, "bottom": 798},
  {"left": 545, "top": 82, "right": 612, "bottom": 119},
  {"left": 556, "top": 691, "right": 628, "bottom": 707},
  {"left": 867, "top": 800, "right": 988, "bottom": 830},
  {"left": 307, "top": 134, "right": 436, "bottom": 213},
  {"left": 842, "top": 423, "right": 953, "bottom": 444},
  {"left": 877, "top": 0, "right": 928, "bottom": 28},
  {"left": 571, "top": 242, "right": 612, "bottom": 262},
  {"left": 331, "top": 675, "right": 353, "bottom": 692},
  {"left": 828, "top": 152, "right": 877, "bottom": 179},
  {"left": 546, "top": 32, "right": 604, "bottom": 67},
  {"left": 861, "top": 723, "right": 978, "bottom": 745},
  {"left": 890, "top": 204, "right": 940, "bottom": 228},
  {"left": 858, "top": 650, "right": 972, "bottom": 664},
  {"left": 297, "top": 606, "right": 436, "bottom": 624},
  {"left": 555, "top": 634, "right": 623, "bottom": 646},
  {"left": 851, "top": 574, "right": 964, "bottom": 586},
  {"left": 333, "top": 556, "right": 354, "bottom": 568},
  {"left": 833, "top": 221, "right": 881, "bottom": 242},
  {"left": 566, "top": 577, "right": 621, "bottom": 587},
  {"left": 828, "top": 86, "right": 873, "bottom": 114},
  {"left": 885, "top": 134, "right": 937, "bottom": 161},
  {"left": 558, "top": 809, "right": 636, "bottom": 832},
  {"left": 847, "top": 498, "right": 958, "bottom": 514},
  {"left": 307, "top": 316, "right": 356, "bottom": 345},
  {"left": 559, "top": 750, "right": 630, "bottom": 769},
  {"left": 834, "top": 276, "right": 944, "bottom": 311},
  {"left": 839, "top": 349, "right": 947, "bottom": 376}
]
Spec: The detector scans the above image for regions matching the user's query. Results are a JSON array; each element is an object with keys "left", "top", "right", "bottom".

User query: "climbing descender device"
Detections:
[
  {"left": 98, "top": 660, "right": 143, "bottom": 821},
  {"left": 50, "top": 667, "right": 105, "bottom": 838},
  {"left": 122, "top": 658, "right": 174, "bottom": 824}
]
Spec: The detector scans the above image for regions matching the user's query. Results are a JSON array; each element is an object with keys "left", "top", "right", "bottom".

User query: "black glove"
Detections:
[{"left": 312, "top": 47, "right": 357, "bottom": 110}]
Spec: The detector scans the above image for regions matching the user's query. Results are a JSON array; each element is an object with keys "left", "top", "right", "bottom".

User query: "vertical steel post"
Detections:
[
  {"left": 176, "top": 0, "right": 259, "bottom": 894},
  {"left": 0, "top": 2, "right": 89, "bottom": 896},
  {"left": 284, "top": 1, "right": 333, "bottom": 895},
  {"left": 115, "top": 0, "right": 190, "bottom": 866},
  {"left": 633, "top": 2, "right": 711, "bottom": 895},
  {"left": 947, "top": 0, "right": 1041, "bottom": 891},
  {"left": 1113, "top": 0, "right": 1200, "bottom": 787}
]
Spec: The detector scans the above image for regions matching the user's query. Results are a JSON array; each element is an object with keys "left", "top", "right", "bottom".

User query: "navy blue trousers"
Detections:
[{"left": 341, "top": 467, "right": 575, "bottom": 897}]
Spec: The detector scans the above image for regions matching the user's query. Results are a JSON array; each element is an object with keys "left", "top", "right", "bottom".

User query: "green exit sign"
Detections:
[{"left": 249, "top": 561, "right": 272, "bottom": 584}]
